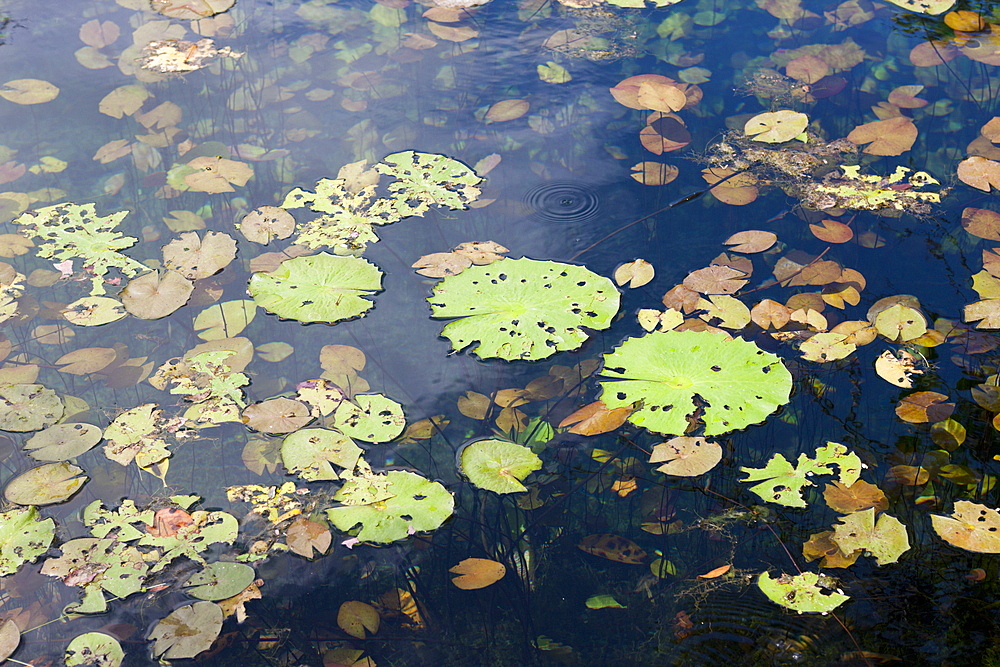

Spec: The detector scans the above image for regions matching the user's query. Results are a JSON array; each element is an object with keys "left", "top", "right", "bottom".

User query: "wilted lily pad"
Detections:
[
  {"left": 5, "top": 461, "right": 88, "bottom": 505},
  {"left": 428, "top": 258, "right": 620, "bottom": 361},
  {"left": 649, "top": 437, "right": 722, "bottom": 476},
  {"left": 184, "top": 561, "right": 256, "bottom": 601},
  {"left": 931, "top": 501, "right": 1000, "bottom": 553},
  {"left": 376, "top": 150, "right": 482, "bottom": 211},
  {"left": 598, "top": 330, "right": 792, "bottom": 436},
  {"left": 65, "top": 632, "right": 123, "bottom": 667},
  {"left": 0, "top": 383, "right": 64, "bottom": 432},
  {"left": 459, "top": 438, "right": 542, "bottom": 494},
  {"left": 25, "top": 423, "right": 103, "bottom": 461},
  {"left": 149, "top": 601, "right": 223, "bottom": 660},
  {"left": 830, "top": 508, "right": 909, "bottom": 565},
  {"left": 0, "top": 506, "right": 55, "bottom": 576},
  {"left": 249, "top": 253, "right": 383, "bottom": 324},
  {"left": 758, "top": 571, "right": 849, "bottom": 613},
  {"left": 326, "top": 470, "right": 454, "bottom": 543},
  {"left": 744, "top": 110, "right": 808, "bottom": 143},
  {"left": 120, "top": 270, "right": 194, "bottom": 320},
  {"left": 740, "top": 442, "right": 863, "bottom": 508}
]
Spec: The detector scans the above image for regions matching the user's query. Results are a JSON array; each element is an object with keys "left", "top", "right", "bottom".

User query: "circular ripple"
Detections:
[{"left": 522, "top": 182, "right": 600, "bottom": 224}]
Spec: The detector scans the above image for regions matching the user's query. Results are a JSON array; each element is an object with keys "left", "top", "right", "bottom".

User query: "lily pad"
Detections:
[
  {"left": 281, "top": 428, "right": 364, "bottom": 481},
  {"left": 740, "top": 442, "right": 863, "bottom": 508},
  {"left": 598, "top": 330, "right": 792, "bottom": 436},
  {"left": 744, "top": 110, "right": 808, "bottom": 143},
  {"left": 238, "top": 206, "right": 295, "bottom": 244},
  {"left": 326, "top": 470, "right": 454, "bottom": 543},
  {"left": 830, "top": 508, "right": 909, "bottom": 565},
  {"left": 757, "top": 571, "right": 849, "bottom": 613},
  {"left": 0, "top": 383, "right": 64, "bottom": 432},
  {"left": 0, "top": 506, "right": 55, "bottom": 576},
  {"left": 249, "top": 253, "right": 383, "bottom": 324},
  {"left": 331, "top": 394, "right": 405, "bottom": 443},
  {"left": 648, "top": 436, "right": 722, "bottom": 476},
  {"left": 149, "top": 601, "right": 223, "bottom": 660},
  {"left": 65, "top": 632, "right": 123, "bottom": 667},
  {"left": 120, "top": 270, "right": 194, "bottom": 320},
  {"left": 24, "top": 423, "right": 103, "bottom": 461},
  {"left": 428, "top": 258, "right": 620, "bottom": 361},
  {"left": 243, "top": 397, "right": 313, "bottom": 433},
  {"left": 375, "top": 150, "right": 482, "bottom": 211},
  {"left": 63, "top": 297, "right": 128, "bottom": 326},
  {"left": 162, "top": 231, "right": 237, "bottom": 280},
  {"left": 0, "top": 78, "right": 59, "bottom": 105},
  {"left": 183, "top": 561, "right": 256, "bottom": 601},
  {"left": 5, "top": 461, "right": 87, "bottom": 505},
  {"left": 458, "top": 438, "right": 542, "bottom": 494},
  {"left": 931, "top": 501, "right": 1000, "bottom": 553}
]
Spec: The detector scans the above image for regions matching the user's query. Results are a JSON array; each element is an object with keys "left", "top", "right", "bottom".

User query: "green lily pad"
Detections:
[
  {"left": 281, "top": 428, "right": 364, "bottom": 481},
  {"left": 4, "top": 461, "right": 88, "bottom": 505},
  {"left": 585, "top": 594, "right": 625, "bottom": 609},
  {"left": 65, "top": 632, "right": 124, "bottom": 667},
  {"left": 757, "top": 571, "right": 849, "bottom": 613},
  {"left": 138, "top": 510, "right": 239, "bottom": 572},
  {"left": 740, "top": 442, "right": 863, "bottom": 508},
  {"left": 63, "top": 296, "right": 127, "bottom": 326},
  {"left": 24, "top": 423, "right": 103, "bottom": 461},
  {"left": 183, "top": 561, "right": 256, "bottom": 601},
  {"left": 830, "top": 508, "right": 909, "bottom": 565},
  {"left": 248, "top": 253, "right": 383, "bottom": 324},
  {"left": 332, "top": 394, "right": 405, "bottom": 443},
  {"left": 375, "top": 150, "right": 482, "bottom": 212},
  {"left": 149, "top": 601, "right": 223, "bottom": 660},
  {"left": 458, "top": 438, "right": 542, "bottom": 494},
  {"left": 40, "top": 537, "right": 149, "bottom": 613},
  {"left": 598, "top": 330, "right": 792, "bottom": 436},
  {"left": 83, "top": 499, "right": 154, "bottom": 541},
  {"left": 0, "top": 506, "right": 55, "bottom": 576},
  {"left": 0, "top": 383, "right": 64, "bottom": 432},
  {"left": 326, "top": 470, "right": 454, "bottom": 543},
  {"left": 428, "top": 258, "right": 620, "bottom": 361}
]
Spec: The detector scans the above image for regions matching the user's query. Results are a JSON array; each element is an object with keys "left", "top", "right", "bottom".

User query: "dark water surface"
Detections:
[{"left": 1, "top": 0, "right": 1000, "bottom": 664}]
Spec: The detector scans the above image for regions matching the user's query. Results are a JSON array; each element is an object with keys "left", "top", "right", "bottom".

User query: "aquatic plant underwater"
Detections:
[{"left": 7, "top": 0, "right": 1000, "bottom": 664}]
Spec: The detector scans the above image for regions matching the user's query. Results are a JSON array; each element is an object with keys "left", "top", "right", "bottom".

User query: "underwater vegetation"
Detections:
[{"left": 7, "top": 0, "right": 1000, "bottom": 664}]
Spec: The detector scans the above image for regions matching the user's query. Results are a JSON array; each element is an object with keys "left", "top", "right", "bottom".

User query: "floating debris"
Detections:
[{"left": 139, "top": 39, "right": 243, "bottom": 73}]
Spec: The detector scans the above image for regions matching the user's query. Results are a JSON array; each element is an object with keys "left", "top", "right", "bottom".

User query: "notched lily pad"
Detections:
[
  {"left": 249, "top": 253, "right": 383, "bottom": 324},
  {"left": 428, "top": 258, "right": 620, "bottom": 361},
  {"left": 63, "top": 296, "right": 127, "bottom": 326},
  {"left": 332, "top": 394, "right": 405, "bottom": 443},
  {"left": 25, "top": 422, "right": 103, "bottom": 461},
  {"left": 65, "top": 632, "right": 124, "bottom": 667},
  {"left": 149, "top": 601, "right": 223, "bottom": 660},
  {"left": 0, "top": 383, "right": 64, "bottom": 432},
  {"left": 757, "top": 571, "right": 849, "bottom": 613},
  {"left": 598, "top": 330, "right": 791, "bottom": 436},
  {"left": 183, "top": 561, "right": 255, "bottom": 601},
  {"left": 458, "top": 438, "right": 542, "bottom": 494},
  {"left": 5, "top": 461, "right": 88, "bottom": 505},
  {"left": 281, "top": 428, "right": 363, "bottom": 481}
]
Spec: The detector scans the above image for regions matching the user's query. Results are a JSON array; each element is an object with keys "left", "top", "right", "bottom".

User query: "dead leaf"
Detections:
[
  {"left": 614, "top": 259, "right": 655, "bottom": 288},
  {"left": 895, "top": 391, "right": 954, "bottom": 423},
  {"left": 649, "top": 437, "right": 722, "bottom": 476},
  {"left": 824, "top": 480, "right": 888, "bottom": 513},
  {"left": 697, "top": 564, "right": 731, "bottom": 579},
  {"left": 577, "top": 534, "right": 646, "bottom": 564},
  {"left": 847, "top": 116, "right": 917, "bottom": 156},
  {"left": 683, "top": 265, "right": 749, "bottom": 295},
  {"left": 958, "top": 156, "right": 1000, "bottom": 191},
  {"left": 809, "top": 218, "right": 853, "bottom": 243},
  {"left": 723, "top": 230, "right": 777, "bottom": 253},
  {"left": 449, "top": 558, "right": 506, "bottom": 589},
  {"left": 559, "top": 400, "right": 632, "bottom": 436},
  {"left": 485, "top": 99, "right": 529, "bottom": 123}
]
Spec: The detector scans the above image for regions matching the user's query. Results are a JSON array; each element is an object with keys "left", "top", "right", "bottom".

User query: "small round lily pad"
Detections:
[
  {"left": 65, "top": 632, "right": 123, "bottom": 667},
  {"left": 184, "top": 561, "right": 256, "bottom": 601},
  {"left": 458, "top": 438, "right": 542, "bottom": 494}
]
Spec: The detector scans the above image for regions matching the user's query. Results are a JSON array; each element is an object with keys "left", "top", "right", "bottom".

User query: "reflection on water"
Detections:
[{"left": 1, "top": 0, "right": 1000, "bottom": 664}]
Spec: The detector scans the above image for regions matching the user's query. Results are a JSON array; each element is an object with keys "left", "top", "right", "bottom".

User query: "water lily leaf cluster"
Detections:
[
  {"left": 428, "top": 257, "right": 620, "bottom": 361},
  {"left": 598, "top": 330, "right": 792, "bottom": 436},
  {"left": 151, "top": 350, "right": 249, "bottom": 426},
  {"left": 14, "top": 203, "right": 146, "bottom": 295}
]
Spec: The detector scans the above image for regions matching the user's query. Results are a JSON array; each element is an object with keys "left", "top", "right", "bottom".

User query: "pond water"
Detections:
[{"left": 2, "top": 0, "right": 1000, "bottom": 665}]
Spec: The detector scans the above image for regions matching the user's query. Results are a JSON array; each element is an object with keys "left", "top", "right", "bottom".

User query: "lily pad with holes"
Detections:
[
  {"left": 65, "top": 632, "right": 124, "bottom": 667},
  {"left": 326, "top": 470, "right": 454, "bottom": 543},
  {"left": 757, "top": 571, "right": 849, "bottom": 613},
  {"left": 0, "top": 506, "right": 55, "bottom": 576},
  {"left": 740, "top": 442, "right": 863, "bottom": 508},
  {"left": 375, "top": 150, "right": 482, "bottom": 212},
  {"left": 458, "top": 438, "right": 542, "bottom": 494},
  {"left": 249, "top": 253, "right": 383, "bottom": 324},
  {"left": 5, "top": 461, "right": 88, "bottom": 505},
  {"left": 25, "top": 423, "right": 103, "bottom": 461},
  {"left": 281, "top": 428, "right": 364, "bottom": 481},
  {"left": 428, "top": 258, "right": 620, "bottom": 361},
  {"left": 331, "top": 394, "right": 405, "bottom": 443},
  {"left": 598, "top": 330, "right": 791, "bottom": 436},
  {"left": 0, "top": 384, "right": 64, "bottom": 432},
  {"left": 63, "top": 296, "right": 127, "bottom": 326}
]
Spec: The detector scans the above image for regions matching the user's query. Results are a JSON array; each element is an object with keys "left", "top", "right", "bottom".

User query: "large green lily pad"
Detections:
[
  {"left": 331, "top": 394, "right": 405, "bottom": 443},
  {"left": 0, "top": 506, "right": 55, "bottom": 576},
  {"left": 183, "top": 561, "right": 256, "bottom": 601},
  {"left": 458, "top": 438, "right": 542, "bottom": 494},
  {"left": 0, "top": 384, "right": 64, "bottom": 432},
  {"left": 428, "top": 258, "right": 620, "bottom": 361},
  {"left": 326, "top": 470, "right": 454, "bottom": 543},
  {"left": 757, "top": 571, "right": 849, "bottom": 613},
  {"left": 598, "top": 330, "right": 792, "bottom": 436},
  {"left": 248, "top": 253, "right": 383, "bottom": 324}
]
